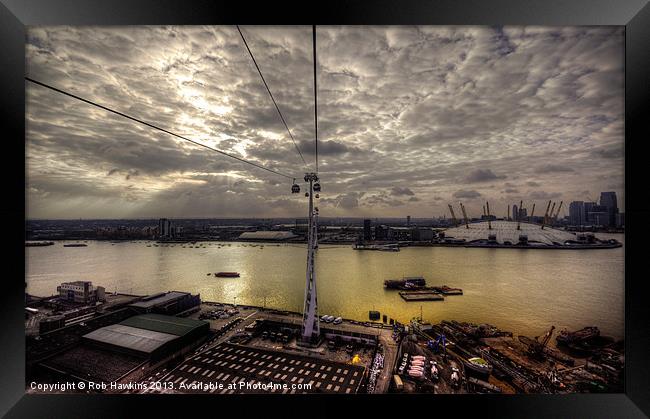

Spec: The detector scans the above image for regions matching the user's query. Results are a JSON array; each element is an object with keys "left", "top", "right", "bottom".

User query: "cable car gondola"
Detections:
[
  {"left": 291, "top": 179, "right": 300, "bottom": 194},
  {"left": 313, "top": 182, "right": 321, "bottom": 192}
]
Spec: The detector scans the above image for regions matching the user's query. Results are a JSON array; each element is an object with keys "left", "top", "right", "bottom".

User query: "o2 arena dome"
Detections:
[{"left": 441, "top": 221, "right": 620, "bottom": 248}]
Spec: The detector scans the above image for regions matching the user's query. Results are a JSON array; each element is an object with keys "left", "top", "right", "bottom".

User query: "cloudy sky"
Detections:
[{"left": 26, "top": 26, "right": 624, "bottom": 219}]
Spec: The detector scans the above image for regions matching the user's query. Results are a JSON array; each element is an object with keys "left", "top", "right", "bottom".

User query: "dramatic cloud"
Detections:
[
  {"left": 453, "top": 190, "right": 482, "bottom": 199},
  {"left": 25, "top": 26, "right": 624, "bottom": 218},
  {"left": 390, "top": 186, "right": 415, "bottom": 196},
  {"left": 529, "top": 190, "right": 562, "bottom": 199},
  {"left": 464, "top": 168, "right": 506, "bottom": 183}
]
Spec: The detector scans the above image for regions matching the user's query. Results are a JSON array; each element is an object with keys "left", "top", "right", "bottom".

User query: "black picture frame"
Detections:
[{"left": 1, "top": 1, "right": 649, "bottom": 417}]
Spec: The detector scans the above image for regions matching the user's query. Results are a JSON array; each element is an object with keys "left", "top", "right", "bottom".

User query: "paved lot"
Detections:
[{"left": 149, "top": 342, "right": 365, "bottom": 394}]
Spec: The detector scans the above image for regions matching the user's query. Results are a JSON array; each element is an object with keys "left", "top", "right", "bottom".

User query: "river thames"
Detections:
[{"left": 26, "top": 235, "right": 624, "bottom": 340}]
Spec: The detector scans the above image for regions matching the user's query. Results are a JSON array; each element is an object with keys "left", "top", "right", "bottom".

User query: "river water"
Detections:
[{"left": 26, "top": 234, "right": 624, "bottom": 339}]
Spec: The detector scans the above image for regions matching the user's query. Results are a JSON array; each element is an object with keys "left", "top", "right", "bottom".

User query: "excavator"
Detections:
[{"left": 518, "top": 325, "right": 556, "bottom": 360}]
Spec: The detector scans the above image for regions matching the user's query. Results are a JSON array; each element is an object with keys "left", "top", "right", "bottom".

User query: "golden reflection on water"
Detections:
[{"left": 26, "top": 237, "right": 624, "bottom": 339}]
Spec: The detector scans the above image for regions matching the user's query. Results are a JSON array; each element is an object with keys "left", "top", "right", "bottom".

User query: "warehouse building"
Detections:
[
  {"left": 83, "top": 314, "right": 209, "bottom": 361},
  {"left": 129, "top": 291, "right": 201, "bottom": 315},
  {"left": 238, "top": 231, "right": 298, "bottom": 241},
  {"left": 41, "top": 314, "right": 209, "bottom": 385}
]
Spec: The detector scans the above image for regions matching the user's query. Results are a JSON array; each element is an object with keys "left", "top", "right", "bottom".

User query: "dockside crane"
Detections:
[
  {"left": 518, "top": 325, "right": 556, "bottom": 360},
  {"left": 448, "top": 204, "right": 459, "bottom": 227},
  {"left": 541, "top": 200, "right": 552, "bottom": 230},
  {"left": 460, "top": 202, "right": 470, "bottom": 229},
  {"left": 516, "top": 200, "right": 523, "bottom": 230},
  {"left": 486, "top": 201, "right": 492, "bottom": 230}
]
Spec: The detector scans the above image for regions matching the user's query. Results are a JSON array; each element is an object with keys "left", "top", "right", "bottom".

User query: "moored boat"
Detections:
[{"left": 215, "top": 272, "right": 240, "bottom": 278}]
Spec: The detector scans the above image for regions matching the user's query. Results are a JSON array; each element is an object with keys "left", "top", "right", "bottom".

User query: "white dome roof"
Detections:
[{"left": 443, "top": 221, "right": 577, "bottom": 246}]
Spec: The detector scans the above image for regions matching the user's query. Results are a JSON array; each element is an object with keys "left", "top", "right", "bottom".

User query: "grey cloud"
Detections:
[
  {"left": 464, "top": 168, "right": 506, "bottom": 183},
  {"left": 25, "top": 26, "right": 624, "bottom": 218},
  {"left": 390, "top": 186, "right": 415, "bottom": 196},
  {"left": 453, "top": 190, "right": 482, "bottom": 199},
  {"left": 529, "top": 190, "right": 562, "bottom": 199}
]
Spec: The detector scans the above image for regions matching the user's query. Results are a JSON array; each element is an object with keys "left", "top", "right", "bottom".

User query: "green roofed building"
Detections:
[{"left": 82, "top": 313, "right": 209, "bottom": 361}]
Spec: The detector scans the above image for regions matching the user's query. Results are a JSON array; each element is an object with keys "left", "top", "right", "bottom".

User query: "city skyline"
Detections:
[{"left": 26, "top": 26, "right": 624, "bottom": 219}]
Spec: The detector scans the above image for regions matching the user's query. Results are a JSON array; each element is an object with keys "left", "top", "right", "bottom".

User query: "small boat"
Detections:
[
  {"left": 207, "top": 273, "right": 212, "bottom": 276},
  {"left": 25, "top": 241, "right": 54, "bottom": 247},
  {"left": 215, "top": 272, "right": 240, "bottom": 278},
  {"left": 63, "top": 243, "right": 87, "bottom": 247},
  {"left": 464, "top": 357, "right": 493, "bottom": 378}
]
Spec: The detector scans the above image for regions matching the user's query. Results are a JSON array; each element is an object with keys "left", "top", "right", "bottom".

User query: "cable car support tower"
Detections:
[{"left": 300, "top": 26, "right": 322, "bottom": 345}]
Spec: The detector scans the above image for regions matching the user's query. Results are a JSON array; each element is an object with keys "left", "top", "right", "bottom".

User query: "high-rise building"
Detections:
[
  {"left": 363, "top": 219, "right": 372, "bottom": 241},
  {"left": 588, "top": 205, "right": 610, "bottom": 227},
  {"left": 158, "top": 218, "right": 177, "bottom": 239},
  {"left": 569, "top": 201, "right": 585, "bottom": 225},
  {"left": 600, "top": 192, "right": 619, "bottom": 227},
  {"left": 375, "top": 225, "right": 389, "bottom": 240},
  {"left": 406, "top": 215, "right": 411, "bottom": 227},
  {"left": 583, "top": 202, "right": 597, "bottom": 224},
  {"left": 616, "top": 212, "right": 625, "bottom": 228},
  {"left": 519, "top": 208, "right": 527, "bottom": 219},
  {"left": 512, "top": 205, "right": 519, "bottom": 221}
]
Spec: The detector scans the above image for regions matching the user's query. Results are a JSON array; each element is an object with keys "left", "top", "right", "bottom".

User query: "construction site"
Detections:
[{"left": 390, "top": 318, "right": 624, "bottom": 394}]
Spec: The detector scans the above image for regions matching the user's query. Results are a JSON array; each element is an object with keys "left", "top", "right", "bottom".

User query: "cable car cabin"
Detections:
[
  {"left": 313, "top": 182, "right": 321, "bottom": 192},
  {"left": 291, "top": 183, "right": 300, "bottom": 193},
  {"left": 305, "top": 192, "right": 309, "bottom": 197}
]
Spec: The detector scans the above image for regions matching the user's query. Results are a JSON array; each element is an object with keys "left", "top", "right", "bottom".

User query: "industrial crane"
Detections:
[
  {"left": 518, "top": 325, "right": 556, "bottom": 360},
  {"left": 448, "top": 204, "right": 458, "bottom": 227},
  {"left": 460, "top": 202, "right": 469, "bottom": 229},
  {"left": 541, "top": 200, "right": 552, "bottom": 230}
]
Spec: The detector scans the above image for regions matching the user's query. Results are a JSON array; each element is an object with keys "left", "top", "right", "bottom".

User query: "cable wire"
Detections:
[
  {"left": 236, "top": 25, "right": 308, "bottom": 169},
  {"left": 312, "top": 25, "right": 319, "bottom": 173},
  {"left": 26, "top": 76, "right": 295, "bottom": 180}
]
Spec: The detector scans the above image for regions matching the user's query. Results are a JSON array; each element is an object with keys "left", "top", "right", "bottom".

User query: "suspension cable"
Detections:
[
  {"left": 26, "top": 76, "right": 296, "bottom": 180},
  {"left": 236, "top": 25, "right": 308, "bottom": 169}
]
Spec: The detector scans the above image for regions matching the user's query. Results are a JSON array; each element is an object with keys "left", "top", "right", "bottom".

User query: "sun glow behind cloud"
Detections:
[{"left": 25, "top": 26, "right": 624, "bottom": 219}]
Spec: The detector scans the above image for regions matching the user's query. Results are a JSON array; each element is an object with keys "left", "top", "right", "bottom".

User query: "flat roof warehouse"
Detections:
[{"left": 82, "top": 314, "right": 209, "bottom": 359}]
